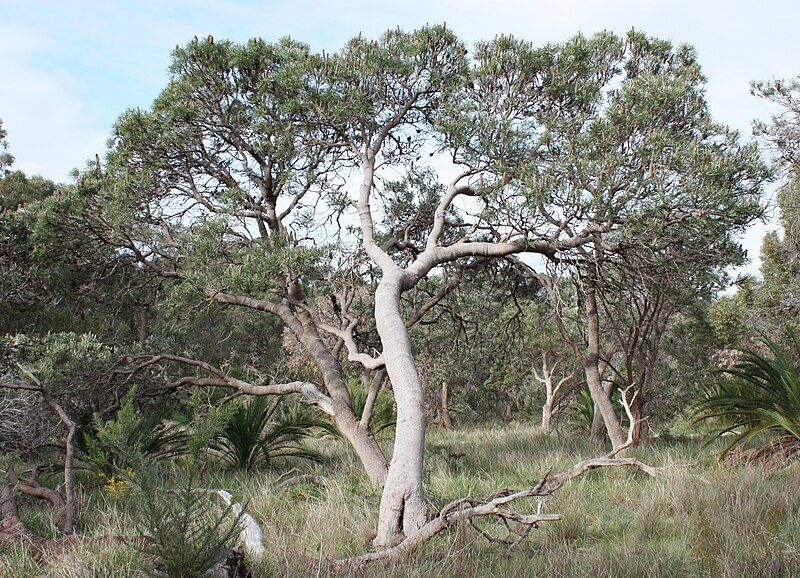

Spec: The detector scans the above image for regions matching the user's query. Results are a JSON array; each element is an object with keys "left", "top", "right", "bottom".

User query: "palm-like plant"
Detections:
[
  {"left": 567, "top": 385, "right": 596, "bottom": 432},
  {"left": 210, "top": 396, "right": 328, "bottom": 472},
  {"left": 693, "top": 335, "right": 800, "bottom": 456}
]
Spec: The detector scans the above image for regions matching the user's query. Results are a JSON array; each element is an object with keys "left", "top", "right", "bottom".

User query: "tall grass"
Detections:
[{"left": 3, "top": 426, "right": 799, "bottom": 577}]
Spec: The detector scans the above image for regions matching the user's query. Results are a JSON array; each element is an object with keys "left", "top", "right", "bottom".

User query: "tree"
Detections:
[
  {"left": 301, "top": 28, "right": 762, "bottom": 541},
  {"left": 69, "top": 27, "right": 766, "bottom": 546},
  {"left": 707, "top": 78, "right": 800, "bottom": 353}
]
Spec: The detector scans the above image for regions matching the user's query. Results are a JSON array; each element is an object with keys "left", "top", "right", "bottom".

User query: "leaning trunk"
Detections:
[
  {"left": 583, "top": 278, "right": 626, "bottom": 450},
  {"left": 295, "top": 317, "right": 389, "bottom": 486},
  {"left": 334, "top": 411, "right": 389, "bottom": 486},
  {"left": 590, "top": 380, "right": 613, "bottom": 443},
  {"left": 589, "top": 399, "right": 606, "bottom": 443},
  {"left": 373, "top": 274, "right": 428, "bottom": 546}
]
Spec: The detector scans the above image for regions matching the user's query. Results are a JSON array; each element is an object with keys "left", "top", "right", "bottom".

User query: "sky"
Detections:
[{"left": 1, "top": 0, "right": 797, "bottom": 276}]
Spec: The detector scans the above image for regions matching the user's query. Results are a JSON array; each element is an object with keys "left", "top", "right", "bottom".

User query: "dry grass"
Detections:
[{"left": 2, "top": 425, "right": 799, "bottom": 577}]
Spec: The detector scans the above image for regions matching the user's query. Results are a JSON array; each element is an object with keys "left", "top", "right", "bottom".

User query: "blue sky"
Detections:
[{"left": 1, "top": 0, "right": 798, "bottom": 273}]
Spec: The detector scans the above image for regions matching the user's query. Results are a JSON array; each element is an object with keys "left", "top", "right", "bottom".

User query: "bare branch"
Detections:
[
  {"left": 131, "top": 354, "right": 336, "bottom": 417},
  {"left": 317, "top": 319, "right": 385, "bottom": 370},
  {"left": 426, "top": 171, "right": 478, "bottom": 250},
  {"left": 2, "top": 366, "right": 77, "bottom": 534}
]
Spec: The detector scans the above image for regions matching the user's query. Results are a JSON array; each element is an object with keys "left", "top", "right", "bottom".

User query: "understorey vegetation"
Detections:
[{"left": 1, "top": 24, "right": 799, "bottom": 577}]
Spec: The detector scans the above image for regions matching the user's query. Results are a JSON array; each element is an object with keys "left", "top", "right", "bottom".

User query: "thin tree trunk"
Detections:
[
  {"left": 503, "top": 401, "right": 513, "bottom": 422},
  {"left": 373, "top": 274, "right": 427, "bottom": 546},
  {"left": 440, "top": 381, "right": 452, "bottom": 430},
  {"left": 541, "top": 398, "right": 553, "bottom": 432},
  {"left": 137, "top": 308, "right": 147, "bottom": 344},
  {"left": 360, "top": 370, "right": 384, "bottom": 430},
  {"left": 583, "top": 279, "right": 626, "bottom": 450},
  {"left": 590, "top": 399, "right": 605, "bottom": 443}
]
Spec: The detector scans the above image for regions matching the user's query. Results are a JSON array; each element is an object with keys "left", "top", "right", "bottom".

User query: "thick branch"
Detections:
[
  {"left": 134, "top": 354, "right": 336, "bottom": 417},
  {"left": 426, "top": 172, "right": 478, "bottom": 250},
  {"left": 202, "top": 287, "right": 281, "bottom": 315}
]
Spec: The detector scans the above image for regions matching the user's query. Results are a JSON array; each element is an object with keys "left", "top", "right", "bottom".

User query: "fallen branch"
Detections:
[
  {"left": 209, "top": 489, "right": 265, "bottom": 560},
  {"left": 331, "top": 454, "right": 657, "bottom": 572},
  {"left": 1, "top": 481, "right": 143, "bottom": 556}
]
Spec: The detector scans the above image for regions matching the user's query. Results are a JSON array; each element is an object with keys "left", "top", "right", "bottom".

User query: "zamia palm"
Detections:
[
  {"left": 211, "top": 396, "right": 329, "bottom": 472},
  {"left": 694, "top": 335, "right": 800, "bottom": 455}
]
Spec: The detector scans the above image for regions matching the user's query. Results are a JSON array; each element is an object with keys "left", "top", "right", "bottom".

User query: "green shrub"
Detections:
[
  {"left": 693, "top": 335, "right": 800, "bottom": 455},
  {"left": 133, "top": 465, "right": 242, "bottom": 578},
  {"left": 82, "top": 388, "right": 186, "bottom": 479},
  {"left": 567, "top": 386, "right": 595, "bottom": 432},
  {"left": 211, "top": 395, "right": 328, "bottom": 472}
]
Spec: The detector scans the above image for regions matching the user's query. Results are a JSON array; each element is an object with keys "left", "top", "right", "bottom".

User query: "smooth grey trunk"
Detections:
[
  {"left": 373, "top": 274, "right": 427, "bottom": 546},
  {"left": 360, "top": 370, "right": 385, "bottom": 430},
  {"left": 583, "top": 279, "right": 626, "bottom": 450},
  {"left": 533, "top": 355, "right": 572, "bottom": 433},
  {"left": 541, "top": 398, "right": 554, "bottom": 432}
]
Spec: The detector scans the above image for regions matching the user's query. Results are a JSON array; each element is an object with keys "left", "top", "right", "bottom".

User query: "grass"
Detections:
[{"left": 2, "top": 425, "right": 799, "bottom": 577}]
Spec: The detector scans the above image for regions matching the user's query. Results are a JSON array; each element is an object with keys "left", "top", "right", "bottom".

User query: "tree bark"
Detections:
[
  {"left": 373, "top": 273, "right": 428, "bottom": 546},
  {"left": 360, "top": 369, "right": 384, "bottom": 430},
  {"left": 590, "top": 398, "right": 606, "bottom": 443},
  {"left": 534, "top": 355, "right": 571, "bottom": 433},
  {"left": 283, "top": 305, "right": 389, "bottom": 487},
  {"left": 583, "top": 279, "right": 626, "bottom": 450},
  {"left": 541, "top": 398, "right": 554, "bottom": 432},
  {"left": 629, "top": 388, "right": 645, "bottom": 448}
]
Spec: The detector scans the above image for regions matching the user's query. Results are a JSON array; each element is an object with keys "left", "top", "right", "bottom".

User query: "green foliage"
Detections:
[
  {"left": 211, "top": 396, "right": 327, "bottom": 472},
  {"left": 568, "top": 386, "right": 596, "bottom": 432},
  {"left": 693, "top": 335, "right": 800, "bottom": 456},
  {"left": 707, "top": 293, "right": 750, "bottom": 346},
  {"left": 133, "top": 465, "right": 242, "bottom": 578},
  {"left": 83, "top": 387, "right": 186, "bottom": 477},
  {"left": 180, "top": 390, "right": 234, "bottom": 471},
  {"left": 0, "top": 118, "right": 13, "bottom": 171}
]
